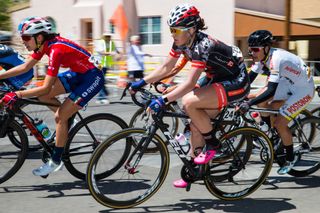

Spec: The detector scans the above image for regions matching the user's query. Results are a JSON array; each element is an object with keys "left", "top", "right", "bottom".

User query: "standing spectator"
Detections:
[
  {"left": 94, "top": 33, "right": 120, "bottom": 104},
  {"left": 127, "top": 35, "right": 151, "bottom": 81}
]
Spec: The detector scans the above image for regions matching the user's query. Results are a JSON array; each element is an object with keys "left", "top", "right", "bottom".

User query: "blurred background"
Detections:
[{"left": 1, "top": 0, "right": 320, "bottom": 86}]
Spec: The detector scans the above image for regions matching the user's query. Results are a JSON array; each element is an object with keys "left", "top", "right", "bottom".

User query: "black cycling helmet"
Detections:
[{"left": 248, "top": 30, "right": 274, "bottom": 47}]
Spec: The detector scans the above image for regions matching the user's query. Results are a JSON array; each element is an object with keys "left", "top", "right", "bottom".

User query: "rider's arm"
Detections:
[
  {"left": 248, "top": 81, "right": 278, "bottom": 106},
  {"left": 160, "top": 55, "right": 188, "bottom": 81},
  {"left": 17, "top": 75, "right": 56, "bottom": 98},
  {"left": 248, "top": 71, "right": 258, "bottom": 83},
  {"left": 162, "top": 66, "right": 203, "bottom": 102},
  {"left": 0, "top": 56, "right": 37, "bottom": 79},
  {"left": 143, "top": 55, "right": 179, "bottom": 83}
]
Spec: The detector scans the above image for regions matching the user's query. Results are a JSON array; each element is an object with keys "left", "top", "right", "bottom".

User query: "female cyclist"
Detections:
[
  {"left": 130, "top": 4, "right": 250, "bottom": 188},
  {"left": 0, "top": 17, "right": 104, "bottom": 176}
]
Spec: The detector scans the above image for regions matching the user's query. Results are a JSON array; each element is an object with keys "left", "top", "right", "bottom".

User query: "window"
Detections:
[{"left": 139, "top": 17, "right": 161, "bottom": 45}]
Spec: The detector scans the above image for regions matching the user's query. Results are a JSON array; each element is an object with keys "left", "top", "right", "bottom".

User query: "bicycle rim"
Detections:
[
  {"left": 64, "top": 113, "right": 128, "bottom": 180},
  {"left": 86, "top": 128, "right": 169, "bottom": 209},
  {"left": 205, "top": 127, "right": 274, "bottom": 200},
  {"left": 0, "top": 120, "right": 28, "bottom": 184},
  {"left": 289, "top": 117, "right": 320, "bottom": 177}
]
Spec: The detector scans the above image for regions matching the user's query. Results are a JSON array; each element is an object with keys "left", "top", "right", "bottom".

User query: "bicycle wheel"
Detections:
[
  {"left": 204, "top": 127, "right": 274, "bottom": 200},
  {"left": 129, "top": 105, "right": 179, "bottom": 152},
  {"left": 288, "top": 116, "right": 320, "bottom": 177},
  {"left": 311, "top": 106, "right": 320, "bottom": 117},
  {"left": 0, "top": 120, "right": 28, "bottom": 184},
  {"left": 86, "top": 128, "right": 169, "bottom": 209},
  {"left": 10, "top": 103, "right": 56, "bottom": 151},
  {"left": 64, "top": 113, "right": 128, "bottom": 180}
]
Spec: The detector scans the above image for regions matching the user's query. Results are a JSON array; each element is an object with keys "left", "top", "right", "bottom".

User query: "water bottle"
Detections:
[
  {"left": 34, "top": 118, "right": 52, "bottom": 140},
  {"left": 251, "top": 112, "right": 270, "bottom": 133},
  {"left": 175, "top": 131, "right": 191, "bottom": 154}
]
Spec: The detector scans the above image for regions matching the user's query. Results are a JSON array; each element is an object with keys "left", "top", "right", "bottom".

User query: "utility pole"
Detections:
[{"left": 284, "top": 0, "right": 291, "bottom": 50}]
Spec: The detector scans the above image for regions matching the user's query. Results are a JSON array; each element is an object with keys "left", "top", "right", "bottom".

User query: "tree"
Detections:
[{"left": 0, "top": 0, "right": 11, "bottom": 31}]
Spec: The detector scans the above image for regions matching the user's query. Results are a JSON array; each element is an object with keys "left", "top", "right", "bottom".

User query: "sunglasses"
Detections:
[
  {"left": 170, "top": 27, "right": 190, "bottom": 35},
  {"left": 249, "top": 47, "right": 263, "bottom": 53},
  {"left": 21, "top": 35, "right": 33, "bottom": 42}
]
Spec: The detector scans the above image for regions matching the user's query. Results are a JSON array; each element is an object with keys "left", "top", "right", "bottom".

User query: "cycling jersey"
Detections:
[
  {"left": 250, "top": 48, "right": 314, "bottom": 120},
  {"left": 31, "top": 36, "right": 96, "bottom": 77},
  {"left": 0, "top": 44, "right": 34, "bottom": 89},
  {"left": 170, "top": 31, "right": 245, "bottom": 81},
  {"left": 170, "top": 31, "right": 249, "bottom": 107}
]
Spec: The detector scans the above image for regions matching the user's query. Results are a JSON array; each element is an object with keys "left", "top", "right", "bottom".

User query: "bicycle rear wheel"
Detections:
[
  {"left": 64, "top": 113, "right": 128, "bottom": 180},
  {"left": 288, "top": 117, "right": 320, "bottom": 177},
  {"left": 86, "top": 128, "right": 169, "bottom": 209},
  {"left": 204, "top": 127, "right": 273, "bottom": 200},
  {"left": 0, "top": 120, "right": 28, "bottom": 184}
]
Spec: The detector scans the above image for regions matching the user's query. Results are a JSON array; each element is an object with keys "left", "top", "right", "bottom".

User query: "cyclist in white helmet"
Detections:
[
  {"left": 130, "top": 4, "right": 250, "bottom": 188},
  {"left": 239, "top": 30, "right": 315, "bottom": 175},
  {"left": 0, "top": 16, "right": 104, "bottom": 176}
]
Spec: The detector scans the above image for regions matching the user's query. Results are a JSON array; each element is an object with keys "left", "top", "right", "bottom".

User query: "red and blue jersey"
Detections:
[{"left": 31, "top": 36, "right": 95, "bottom": 77}]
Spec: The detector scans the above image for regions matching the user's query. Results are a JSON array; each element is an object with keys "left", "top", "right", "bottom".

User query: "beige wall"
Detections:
[
  {"left": 136, "top": 0, "right": 235, "bottom": 55},
  {"left": 291, "top": 0, "right": 320, "bottom": 20},
  {"left": 236, "top": 0, "right": 285, "bottom": 15}
]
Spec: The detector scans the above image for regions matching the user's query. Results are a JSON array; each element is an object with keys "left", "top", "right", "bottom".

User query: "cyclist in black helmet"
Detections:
[{"left": 239, "top": 30, "right": 315, "bottom": 175}]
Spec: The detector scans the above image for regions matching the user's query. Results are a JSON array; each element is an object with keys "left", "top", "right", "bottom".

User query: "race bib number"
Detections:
[{"left": 223, "top": 108, "right": 235, "bottom": 121}]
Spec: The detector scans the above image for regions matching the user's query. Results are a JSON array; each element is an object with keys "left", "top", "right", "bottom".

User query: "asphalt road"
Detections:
[{"left": 1, "top": 93, "right": 320, "bottom": 213}]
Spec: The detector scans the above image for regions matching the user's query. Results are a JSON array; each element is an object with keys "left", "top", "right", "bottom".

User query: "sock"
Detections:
[
  {"left": 284, "top": 144, "right": 294, "bottom": 162},
  {"left": 52, "top": 146, "right": 64, "bottom": 164},
  {"left": 202, "top": 129, "right": 220, "bottom": 148}
]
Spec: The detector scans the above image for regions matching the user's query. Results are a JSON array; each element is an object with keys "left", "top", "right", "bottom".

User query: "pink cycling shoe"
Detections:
[
  {"left": 194, "top": 149, "right": 217, "bottom": 165},
  {"left": 173, "top": 179, "right": 188, "bottom": 188}
]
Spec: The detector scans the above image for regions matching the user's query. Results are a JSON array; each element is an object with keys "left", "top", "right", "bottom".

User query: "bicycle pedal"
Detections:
[
  {"left": 40, "top": 174, "right": 49, "bottom": 179},
  {"left": 186, "top": 183, "right": 191, "bottom": 192}
]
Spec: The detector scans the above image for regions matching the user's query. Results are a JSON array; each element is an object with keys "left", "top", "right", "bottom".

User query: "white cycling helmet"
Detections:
[
  {"left": 167, "top": 3, "right": 201, "bottom": 28},
  {"left": 18, "top": 16, "right": 53, "bottom": 35}
]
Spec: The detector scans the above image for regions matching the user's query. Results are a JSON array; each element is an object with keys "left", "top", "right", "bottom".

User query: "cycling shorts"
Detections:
[
  {"left": 196, "top": 63, "right": 250, "bottom": 109},
  {"left": 58, "top": 68, "right": 104, "bottom": 107},
  {"left": 274, "top": 77, "right": 314, "bottom": 120}
]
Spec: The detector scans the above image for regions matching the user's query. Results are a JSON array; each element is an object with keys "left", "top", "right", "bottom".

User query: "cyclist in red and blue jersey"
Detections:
[
  {"left": 0, "top": 44, "right": 34, "bottom": 90},
  {"left": 130, "top": 4, "right": 250, "bottom": 188},
  {"left": 0, "top": 17, "right": 104, "bottom": 176}
]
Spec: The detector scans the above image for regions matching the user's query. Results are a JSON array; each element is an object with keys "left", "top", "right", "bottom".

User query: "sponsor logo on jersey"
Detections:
[
  {"left": 287, "top": 94, "right": 312, "bottom": 114},
  {"left": 285, "top": 65, "right": 300, "bottom": 75}
]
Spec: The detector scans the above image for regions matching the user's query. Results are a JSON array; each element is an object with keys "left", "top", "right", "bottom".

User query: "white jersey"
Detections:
[{"left": 250, "top": 48, "right": 311, "bottom": 86}]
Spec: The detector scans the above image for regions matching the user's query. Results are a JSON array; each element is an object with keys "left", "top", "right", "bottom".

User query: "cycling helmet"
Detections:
[
  {"left": 167, "top": 4, "right": 201, "bottom": 28},
  {"left": 248, "top": 30, "right": 274, "bottom": 47},
  {"left": 18, "top": 16, "right": 53, "bottom": 35}
]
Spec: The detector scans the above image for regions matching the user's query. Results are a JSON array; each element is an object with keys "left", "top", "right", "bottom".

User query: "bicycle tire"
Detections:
[
  {"left": 204, "top": 127, "right": 274, "bottom": 200},
  {"left": 287, "top": 116, "right": 320, "bottom": 177},
  {"left": 86, "top": 128, "right": 169, "bottom": 209},
  {"left": 310, "top": 106, "right": 320, "bottom": 117},
  {"left": 129, "top": 105, "right": 179, "bottom": 152},
  {"left": 0, "top": 120, "right": 29, "bottom": 184},
  {"left": 64, "top": 113, "right": 128, "bottom": 180}
]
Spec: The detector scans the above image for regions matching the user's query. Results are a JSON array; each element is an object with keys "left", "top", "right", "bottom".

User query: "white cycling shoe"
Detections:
[{"left": 32, "top": 159, "right": 64, "bottom": 176}]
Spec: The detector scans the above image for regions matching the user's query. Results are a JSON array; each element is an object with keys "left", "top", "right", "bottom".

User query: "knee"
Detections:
[
  {"left": 54, "top": 111, "right": 69, "bottom": 124},
  {"left": 182, "top": 95, "right": 195, "bottom": 112}
]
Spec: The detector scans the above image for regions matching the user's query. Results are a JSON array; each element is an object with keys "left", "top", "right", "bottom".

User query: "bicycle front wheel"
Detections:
[
  {"left": 64, "top": 113, "right": 128, "bottom": 180},
  {"left": 288, "top": 116, "right": 320, "bottom": 177},
  {"left": 204, "top": 127, "right": 274, "bottom": 200},
  {"left": 86, "top": 128, "right": 169, "bottom": 209},
  {"left": 0, "top": 120, "right": 28, "bottom": 184}
]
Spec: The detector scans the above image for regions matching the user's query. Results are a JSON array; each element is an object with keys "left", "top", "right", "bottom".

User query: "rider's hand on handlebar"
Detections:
[
  {"left": 129, "top": 79, "right": 147, "bottom": 94},
  {"left": 0, "top": 92, "right": 18, "bottom": 109},
  {"left": 147, "top": 97, "right": 165, "bottom": 113}
]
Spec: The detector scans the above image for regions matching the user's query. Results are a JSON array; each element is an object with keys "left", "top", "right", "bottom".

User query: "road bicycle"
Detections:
[
  {"left": 0, "top": 96, "right": 128, "bottom": 184},
  {"left": 244, "top": 106, "right": 320, "bottom": 177},
  {"left": 86, "top": 85, "right": 274, "bottom": 209}
]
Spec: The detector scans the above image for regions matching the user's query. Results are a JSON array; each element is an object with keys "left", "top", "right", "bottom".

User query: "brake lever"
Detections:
[{"left": 120, "top": 83, "right": 131, "bottom": 100}]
